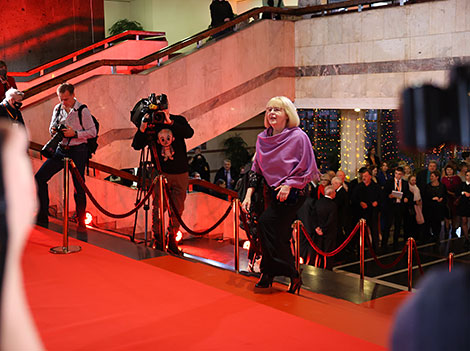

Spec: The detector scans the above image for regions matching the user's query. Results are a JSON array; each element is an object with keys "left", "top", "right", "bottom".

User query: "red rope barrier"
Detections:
[
  {"left": 412, "top": 239, "right": 425, "bottom": 275},
  {"left": 70, "top": 162, "right": 157, "bottom": 218},
  {"left": 163, "top": 180, "right": 233, "bottom": 236},
  {"left": 365, "top": 226, "right": 408, "bottom": 270},
  {"left": 300, "top": 222, "right": 360, "bottom": 257}
]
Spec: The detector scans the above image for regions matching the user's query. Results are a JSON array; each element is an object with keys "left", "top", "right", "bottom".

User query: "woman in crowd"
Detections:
[
  {"left": 365, "top": 146, "right": 380, "bottom": 167},
  {"left": 377, "top": 161, "right": 391, "bottom": 188},
  {"left": 457, "top": 170, "right": 470, "bottom": 250},
  {"left": 241, "top": 96, "right": 318, "bottom": 294},
  {"left": 403, "top": 164, "right": 413, "bottom": 181},
  {"left": 458, "top": 162, "right": 468, "bottom": 182},
  {"left": 370, "top": 165, "right": 378, "bottom": 183},
  {"left": 423, "top": 170, "right": 447, "bottom": 242},
  {"left": 317, "top": 173, "right": 330, "bottom": 199},
  {"left": 408, "top": 175, "right": 425, "bottom": 242},
  {"left": 441, "top": 164, "right": 461, "bottom": 238}
]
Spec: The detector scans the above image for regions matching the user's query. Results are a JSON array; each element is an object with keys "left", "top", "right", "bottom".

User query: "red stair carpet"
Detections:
[{"left": 21, "top": 227, "right": 400, "bottom": 350}]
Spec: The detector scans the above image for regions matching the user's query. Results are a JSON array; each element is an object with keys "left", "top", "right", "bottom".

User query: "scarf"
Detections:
[{"left": 252, "top": 126, "right": 319, "bottom": 188}]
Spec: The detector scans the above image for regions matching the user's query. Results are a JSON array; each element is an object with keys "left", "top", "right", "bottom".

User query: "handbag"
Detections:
[{"left": 415, "top": 204, "right": 425, "bottom": 225}]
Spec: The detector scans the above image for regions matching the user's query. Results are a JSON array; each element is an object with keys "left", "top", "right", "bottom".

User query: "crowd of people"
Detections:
[{"left": 297, "top": 154, "right": 470, "bottom": 268}]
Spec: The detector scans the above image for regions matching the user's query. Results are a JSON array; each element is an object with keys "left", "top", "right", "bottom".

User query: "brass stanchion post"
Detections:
[
  {"left": 158, "top": 175, "right": 166, "bottom": 252},
  {"left": 233, "top": 198, "right": 240, "bottom": 273},
  {"left": 359, "top": 219, "right": 365, "bottom": 281},
  {"left": 294, "top": 220, "right": 300, "bottom": 273},
  {"left": 50, "top": 158, "right": 81, "bottom": 254},
  {"left": 449, "top": 252, "right": 454, "bottom": 272},
  {"left": 407, "top": 238, "right": 413, "bottom": 291}
]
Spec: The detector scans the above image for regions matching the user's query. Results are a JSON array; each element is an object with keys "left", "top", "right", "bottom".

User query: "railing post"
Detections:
[
  {"left": 407, "top": 238, "right": 413, "bottom": 291},
  {"left": 50, "top": 158, "right": 81, "bottom": 254},
  {"left": 158, "top": 175, "right": 166, "bottom": 252},
  {"left": 233, "top": 198, "right": 240, "bottom": 273},
  {"left": 294, "top": 220, "right": 301, "bottom": 273},
  {"left": 449, "top": 252, "right": 454, "bottom": 272},
  {"left": 359, "top": 219, "right": 365, "bottom": 281}
]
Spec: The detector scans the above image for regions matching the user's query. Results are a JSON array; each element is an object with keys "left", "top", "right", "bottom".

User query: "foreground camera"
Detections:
[
  {"left": 130, "top": 93, "right": 168, "bottom": 128},
  {"left": 401, "top": 64, "right": 470, "bottom": 150},
  {"left": 41, "top": 124, "right": 67, "bottom": 159}
]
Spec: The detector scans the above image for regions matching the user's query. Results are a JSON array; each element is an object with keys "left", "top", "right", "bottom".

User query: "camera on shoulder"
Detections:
[{"left": 130, "top": 93, "right": 168, "bottom": 129}]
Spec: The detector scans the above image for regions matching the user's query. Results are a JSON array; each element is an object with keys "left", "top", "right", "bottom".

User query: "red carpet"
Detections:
[{"left": 22, "top": 228, "right": 390, "bottom": 350}]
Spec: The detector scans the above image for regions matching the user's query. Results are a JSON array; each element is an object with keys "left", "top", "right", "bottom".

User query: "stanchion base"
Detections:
[{"left": 49, "top": 245, "right": 82, "bottom": 254}]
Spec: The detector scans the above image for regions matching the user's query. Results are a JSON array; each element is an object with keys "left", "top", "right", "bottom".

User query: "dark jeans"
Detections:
[{"left": 35, "top": 144, "right": 88, "bottom": 224}]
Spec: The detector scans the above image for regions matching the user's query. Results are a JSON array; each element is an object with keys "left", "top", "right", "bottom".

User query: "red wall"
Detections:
[{"left": 0, "top": 0, "right": 104, "bottom": 73}]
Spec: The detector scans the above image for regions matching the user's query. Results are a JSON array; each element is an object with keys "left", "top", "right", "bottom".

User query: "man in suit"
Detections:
[
  {"left": 312, "top": 185, "right": 338, "bottom": 270},
  {"left": 416, "top": 160, "right": 438, "bottom": 193},
  {"left": 383, "top": 167, "right": 413, "bottom": 251},
  {"left": 214, "top": 159, "right": 237, "bottom": 190},
  {"left": 352, "top": 169, "right": 381, "bottom": 253}
]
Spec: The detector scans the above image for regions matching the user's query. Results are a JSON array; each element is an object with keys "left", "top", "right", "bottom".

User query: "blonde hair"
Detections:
[{"left": 264, "top": 96, "right": 300, "bottom": 129}]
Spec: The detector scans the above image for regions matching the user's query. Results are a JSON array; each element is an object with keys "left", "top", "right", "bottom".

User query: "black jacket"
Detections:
[
  {"left": 0, "top": 101, "right": 24, "bottom": 125},
  {"left": 214, "top": 166, "right": 237, "bottom": 189},
  {"left": 132, "top": 114, "right": 194, "bottom": 174},
  {"left": 210, "top": 0, "right": 234, "bottom": 27},
  {"left": 384, "top": 177, "right": 413, "bottom": 209},
  {"left": 312, "top": 196, "right": 338, "bottom": 239}
]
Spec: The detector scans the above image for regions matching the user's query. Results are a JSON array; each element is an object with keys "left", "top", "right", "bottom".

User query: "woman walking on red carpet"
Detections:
[{"left": 241, "top": 96, "right": 318, "bottom": 294}]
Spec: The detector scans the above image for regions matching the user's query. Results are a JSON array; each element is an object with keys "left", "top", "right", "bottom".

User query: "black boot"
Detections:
[{"left": 255, "top": 273, "right": 273, "bottom": 288}]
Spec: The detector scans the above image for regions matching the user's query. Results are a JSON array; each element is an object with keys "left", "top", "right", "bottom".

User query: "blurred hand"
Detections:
[
  {"left": 241, "top": 196, "right": 251, "bottom": 213},
  {"left": 275, "top": 184, "right": 291, "bottom": 202}
]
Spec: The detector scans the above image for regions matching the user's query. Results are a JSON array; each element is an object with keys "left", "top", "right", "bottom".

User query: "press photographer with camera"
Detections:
[
  {"left": 34, "top": 83, "right": 97, "bottom": 231},
  {"left": 131, "top": 93, "right": 194, "bottom": 255}
]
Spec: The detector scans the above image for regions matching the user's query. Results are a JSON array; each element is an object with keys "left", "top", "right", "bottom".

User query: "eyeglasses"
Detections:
[{"left": 266, "top": 107, "right": 283, "bottom": 113}]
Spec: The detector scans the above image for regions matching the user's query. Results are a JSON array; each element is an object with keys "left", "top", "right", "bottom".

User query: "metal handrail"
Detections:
[{"left": 9, "top": 30, "right": 166, "bottom": 80}]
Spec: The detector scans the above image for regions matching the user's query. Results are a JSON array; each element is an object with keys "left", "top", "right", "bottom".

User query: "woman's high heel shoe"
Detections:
[
  {"left": 255, "top": 274, "right": 273, "bottom": 288},
  {"left": 287, "top": 276, "right": 302, "bottom": 294}
]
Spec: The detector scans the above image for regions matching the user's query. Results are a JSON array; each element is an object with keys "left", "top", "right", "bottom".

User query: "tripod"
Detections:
[{"left": 131, "top": 146, "right": 154, "bottom": 245}]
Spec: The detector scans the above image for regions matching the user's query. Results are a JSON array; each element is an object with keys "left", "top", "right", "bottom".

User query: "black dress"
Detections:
[
  {"left": 457, "top": 182, "right": 470, "bottom": 217},
  {"left": 423, "top": 182, "right": 447, "bottom": 237}
]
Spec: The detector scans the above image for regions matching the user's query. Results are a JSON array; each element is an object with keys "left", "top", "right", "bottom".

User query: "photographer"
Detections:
[
  {"left": 131, "top": 94, "right": 194, "bottom": 255},
  {"left": 34, "top": 83, "right": 97, "bottom": 231},
  {"left": 0, "top": 88, "right": 25, "bottom": 126}
]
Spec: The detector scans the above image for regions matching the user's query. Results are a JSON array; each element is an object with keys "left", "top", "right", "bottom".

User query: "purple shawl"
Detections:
[{"left": 252, "top": 127, "right": 319, "bottom": 188}]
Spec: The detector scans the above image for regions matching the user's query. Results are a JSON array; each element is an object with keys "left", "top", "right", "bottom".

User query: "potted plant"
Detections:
[{"left": 108, "top": 19, "right": 144, "bottom": 37}]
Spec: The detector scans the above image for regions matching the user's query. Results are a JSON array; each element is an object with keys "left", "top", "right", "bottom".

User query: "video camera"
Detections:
[
  {"left": 130, "top": 93, "right": 168, "bottom": 128},
  {"left": 401, "top": 64, "right": 470, "bottom": 150}
]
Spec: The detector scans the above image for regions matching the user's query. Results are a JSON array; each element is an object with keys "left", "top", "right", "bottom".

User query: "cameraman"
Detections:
[
  {"left": 132, "top": 96, "right": 194, "bottom": 255},
  {"left": 34, "top": 83, "right": 97, "bottom": 231}
]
